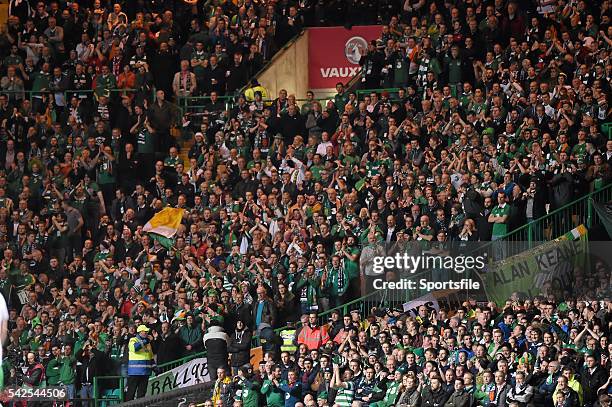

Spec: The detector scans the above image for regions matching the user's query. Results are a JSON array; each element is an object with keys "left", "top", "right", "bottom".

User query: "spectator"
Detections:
[
  {"left": 252, "top": 284, "right": 277, "bottom": 333},
  {"left": 76, "top": 342, "right": 108, "bottom": 407},
  {"left": 125, "top": 325, "right": 154, "bottom": 401},
  {"left": 228, "top": 319, "right": 252, "bottom": 376},
  {"left": 212, "top": 367, "right": 234, "bottom": 407},
  {"left": 204, "top": 322, "right": 229, "bottom": 381},
  {"left": 173, "top": 60, "right": 197, "bottom": 99},
  {"left": 297, "top": 313, "right": 330, "bottom": 351},
  {"left": 279, "top": 370, "right": 303, "bottom": 407},
  {"left": 488, "top": 191, "right": 509, "bottom": 241},
  {"left": 179, "top": 314, "right": 204, "bottom": 355},
  {"left": 152, "top": 321, "right": 182, "bottom": 367}
]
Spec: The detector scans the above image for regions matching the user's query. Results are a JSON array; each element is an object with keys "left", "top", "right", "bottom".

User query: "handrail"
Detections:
[
  {"left": 497, "top": 182, "right": 611, "bottom": 241},
  {"left": 270, "top": 267, "right": 438, "bottom": 337},
  {"left": 355, "top": 87, "right": 402, "bottom": 96},
  {"left": 2, "top": 88, "right": 151, "bottom": 105},
  {"left": 344, "top": 69, "right": 364, "bottom": 96}
]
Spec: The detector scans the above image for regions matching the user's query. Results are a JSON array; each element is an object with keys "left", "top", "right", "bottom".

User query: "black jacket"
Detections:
[
  {"left": 76, "top": 348, "right": 109, "bottom": 385},
  {"left": 226, "top": 62, "right": 249, "bottom": 92},
  {"left": 153, "top": 332, "right": 183, "bottom": 366},
  {"left": 421, "top": 386, "right": 450, "bottom": 407},
  {"left": 279, "top": 113, "right": 306, "bottom": 144},
  {"left": 251, "top": 299, "right": 278, "bottom": 330},
  {"left": 203, "top": 326, "right": 230, "bottom": 367},
  {"left": 227, "top": 328, "right": 252, "bottom": 367},
  {"left": 581, "top": 365, "right": 609, "bottom": 405},
  {"left": 476, "top": 208, "right": 494, "bottom": 241},
  {"left": 227, "top": 302, "right": 253, "bottom": 332},
  {"left": 549, "top": 170, "right": 574, "bottom": 210}
]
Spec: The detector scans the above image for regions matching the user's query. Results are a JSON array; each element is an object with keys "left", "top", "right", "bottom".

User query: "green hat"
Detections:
[
  {"left": 31, "top": 316, "right": 42, "bottom": 328},
  {"left": 482, "top": 127, "right": 494, "bottom": 136},
  {"left": 413, "top": 347, "right": 425, "bottom": 358},
  {"left": 207, "top": 289, "right": 218, "bottom": 297}
]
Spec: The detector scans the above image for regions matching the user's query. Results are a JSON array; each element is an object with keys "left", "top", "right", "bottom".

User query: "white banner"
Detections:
[
  {"left": 402, "top": 293, "right": 440, "bottom": 316},
  {"left": 147, "top": 357, "right": 210, "bottom": 396}
]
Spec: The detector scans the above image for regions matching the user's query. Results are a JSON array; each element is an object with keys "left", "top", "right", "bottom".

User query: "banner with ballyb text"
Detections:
[{"left": 146, "top": 357, "right": 210, "bottom": 396}]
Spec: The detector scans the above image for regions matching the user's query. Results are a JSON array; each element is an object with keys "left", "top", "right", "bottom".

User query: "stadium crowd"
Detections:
[{"left": 0, "top": 0, "right": 610, "bottom": 405}]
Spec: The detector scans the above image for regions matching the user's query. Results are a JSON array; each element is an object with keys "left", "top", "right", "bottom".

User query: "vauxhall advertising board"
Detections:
[{"left": 308, "top": 25, "right": 381, "bottom": 89}]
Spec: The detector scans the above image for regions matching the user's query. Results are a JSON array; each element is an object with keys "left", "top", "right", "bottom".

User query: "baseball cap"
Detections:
[{"left": 137, "top": 325, "right": 150, "bottom": 333}]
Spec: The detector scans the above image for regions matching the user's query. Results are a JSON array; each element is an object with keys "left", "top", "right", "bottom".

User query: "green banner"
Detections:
[{"left": 481, "top": 225, "right": 588, "bottom": 305}]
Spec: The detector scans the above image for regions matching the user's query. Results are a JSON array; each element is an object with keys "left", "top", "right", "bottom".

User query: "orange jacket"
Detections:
[{"left": 297, "top": 324, "right": 330, "bottom": 350}]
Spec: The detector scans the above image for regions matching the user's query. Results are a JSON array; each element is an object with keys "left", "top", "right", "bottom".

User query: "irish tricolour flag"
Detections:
[{"left": 143, "top": 207, "right": 185, "bottom": 249}]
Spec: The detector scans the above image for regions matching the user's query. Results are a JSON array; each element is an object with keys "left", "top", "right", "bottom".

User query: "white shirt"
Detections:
[{"left": 316, "top": 141, "right": 333, "bottom": 156}]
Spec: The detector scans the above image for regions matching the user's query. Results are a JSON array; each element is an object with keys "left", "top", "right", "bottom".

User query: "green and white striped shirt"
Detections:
[{"left": 334, "top": 381, "right": 355, "bottom": 407}]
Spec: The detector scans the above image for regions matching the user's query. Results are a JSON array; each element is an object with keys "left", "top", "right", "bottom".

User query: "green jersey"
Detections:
[
  {"left": 491, "top": 203, "right": 510, "bottom": 236},
  {"left": 334, "top": 92, "right": 349, "bottom": 112},
  {"left": 237, "top": 380, "right": 260, "bottom": 407},
  {"left": 334, "top": 381, "right": 355, "bottom": 407},
  {"left": 261, "top": 379, "right": 284, "bottom": 407}
]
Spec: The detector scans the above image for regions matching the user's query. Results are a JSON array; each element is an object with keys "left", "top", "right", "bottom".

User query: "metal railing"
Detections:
[
  {"left": 355, "top": 87, "right": 402, "bottom": 98},
  {"left": 484, "top": 183, "right": 611, "bottom": 250},
  {"left": 1, "top": 88, "right": 148, "bottom": 101},
  {"left": 315, "top": 267, "right": 444, "bottom": 324},
  {"left": 92, "top": 351, "right": 207, "bottom": 406},
  {"left": 93, "top": 375, "right": 125, "bottom": 407},
  {"left": 601, "top": 122, "right": 612, "bottom": 139}
]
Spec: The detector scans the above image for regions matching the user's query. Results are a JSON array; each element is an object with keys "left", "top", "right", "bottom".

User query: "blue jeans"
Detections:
[
  {"left": 65, "top": 383, "right": 75, "bottom": 401},
  {"left": 80, "top": 383, "right": 93, "bottom": 407},
  {"left": 491, "top": 235, "right": 506, "bottom": 261}
]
